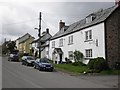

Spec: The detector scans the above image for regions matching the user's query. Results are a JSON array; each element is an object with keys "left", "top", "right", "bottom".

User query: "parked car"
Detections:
[
  {"left": 34, "top": 57, "right": 54, "bottom": 72},
  {"left": 21, "top": 56, "right": 35, "bottom": 66},
  {"left": 8, "top": 50, "right": 19, "bottom": 62}
]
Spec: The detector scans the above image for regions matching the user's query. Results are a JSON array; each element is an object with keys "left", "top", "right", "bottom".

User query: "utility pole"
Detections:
[{"left": 38, "top": 12, "right": 41, "bottom": 58}]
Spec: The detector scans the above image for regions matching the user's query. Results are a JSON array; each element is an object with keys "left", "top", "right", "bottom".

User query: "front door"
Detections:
[{"left": 59, "top": 54, "right": 62, "bottom": 63}]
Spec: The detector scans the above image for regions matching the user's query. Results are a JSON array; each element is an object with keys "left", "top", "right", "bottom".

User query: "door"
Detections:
[{"left": 59, "top": 54, "right": 62, "bottom": 63}]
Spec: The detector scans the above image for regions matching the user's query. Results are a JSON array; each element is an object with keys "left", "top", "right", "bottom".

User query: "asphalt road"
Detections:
[{"left": 2, "top": 56, "right": 118, "bottom": 88}]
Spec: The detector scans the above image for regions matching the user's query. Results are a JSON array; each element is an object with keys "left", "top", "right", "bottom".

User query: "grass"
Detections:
[
  {"left": 100, "top": 70, "right": 120, "bottom": 75},
  {"left": 53, "top": 63, "right": 120, "bottom": 75},
  {"left": 53, "top": 63, "right": 89, "bottom": 74}
]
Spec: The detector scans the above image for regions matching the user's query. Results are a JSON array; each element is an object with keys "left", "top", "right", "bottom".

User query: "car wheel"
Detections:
[
  {"left": 26, "top": 63, "right": 28, "bottom": 66},
  {"left": 38, "top": 67, "right": 42, "bottom": 71},
  {"left": 50, "top": 69, "right": 53, "bottom": 72}
]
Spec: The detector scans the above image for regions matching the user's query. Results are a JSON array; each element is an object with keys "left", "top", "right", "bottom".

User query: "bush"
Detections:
[{"left": 88, "top": 57, "right": 108, "bottom": 71}]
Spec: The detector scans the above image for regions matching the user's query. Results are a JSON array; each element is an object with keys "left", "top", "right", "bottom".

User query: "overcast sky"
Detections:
[{"left": 0, "top": 0, "right": 115, "bottom": 44}]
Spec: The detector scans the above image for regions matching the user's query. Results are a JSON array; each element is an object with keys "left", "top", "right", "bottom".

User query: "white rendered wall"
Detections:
[{"left": 49, "top": 23, "right": 105, "bottom": 64}]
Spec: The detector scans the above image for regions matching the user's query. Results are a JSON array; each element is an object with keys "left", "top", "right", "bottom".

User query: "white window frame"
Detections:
[
  {"left": 85, "top": 49, "right": 92, "bottom": 58},
  {"left": 68, "top": 51, "right": 73, "bottom": 60},
  {"left": 85, "top": 30, "right": 92, "bottom": 41},
  {"left": 68, "top": 35, "right": 73, "bottom": 45},
  {"left": 59, "top": 38, "right": 63, "bottom": 47}
]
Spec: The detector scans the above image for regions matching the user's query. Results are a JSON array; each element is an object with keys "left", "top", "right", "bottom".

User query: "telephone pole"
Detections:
[
  {"left": 35, "top": 12, "right": 41, "bottom": 58},
  {"left": 39, "top": 12, "right": 41, "bottom": 58}
]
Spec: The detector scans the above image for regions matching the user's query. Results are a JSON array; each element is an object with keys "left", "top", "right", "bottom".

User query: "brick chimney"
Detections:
[
  {"left": 59, "top": 20, "right": 65, "bottom": 31},
  {"left": 115, "top": 0, "right": 120, "bottom": 6},
  {"left": 46, "top": 28, "right": 49, "bottom": 33}
]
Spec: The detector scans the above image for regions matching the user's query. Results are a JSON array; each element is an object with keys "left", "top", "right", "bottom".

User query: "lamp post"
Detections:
[{"left": 34, "top": 12, "right": 41, "bottom": 58}]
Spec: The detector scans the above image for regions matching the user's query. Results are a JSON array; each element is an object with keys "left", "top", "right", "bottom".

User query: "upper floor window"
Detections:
[
  {"left": 52, "top": 41, "right": 55, "bottom": 48},
  {"left": 85, "top": 49, "right": 92, "bottom": 58},
  {"left": 85, "top": 30, "right": 92, "bottom": 41},
  {"left": 59, "top": 38, "right": 63, "bottom": 47},
  {"left": 68, "top": 35, "right": 73, "bottom": 45},
  {"left": 86, "top": 14, "right": 96, "bottom": 23}
]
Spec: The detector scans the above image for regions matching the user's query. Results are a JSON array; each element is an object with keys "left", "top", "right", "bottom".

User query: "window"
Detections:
[
  {"left": 52, "top": 41, "right": 55, "bottom": 48},
  {"left": 59, "top": 38, "right": 63, "bottom": 47},
  {"left": 85, "top": 30, "right": 92, "bottom": 41},
  {"left": 68, "top": 51, "right": 73, "bottom": 60},
  {"left": 85, "top": 49, "right": 92, "bottom": 58},
  {"left": 68, "top": 35, "right": 73, "bottom": 45}
]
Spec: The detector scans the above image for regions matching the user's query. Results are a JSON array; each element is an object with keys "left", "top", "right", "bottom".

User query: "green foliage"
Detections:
[
  {"left": 88, "top": 57, "right": 109, "bottom": 71},
  {"left": 65, "top": 57, "right": 72, "bottom": 64},
  {"left": 2, "top": 43, "right": 8, "bottom": 54},
  {"left": 7, "top": 41, "right": 16, "bottom": 53},
  {"left": 18, "top": 53, "right": 24, "bottom": 61},
  {"left": 73, "top": 50, "right": 83, "bottom": 62}
]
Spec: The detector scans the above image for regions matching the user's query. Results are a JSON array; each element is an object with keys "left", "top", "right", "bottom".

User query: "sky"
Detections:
[{"left": 0, "top": 0, "right": 115, "bottom": 44}]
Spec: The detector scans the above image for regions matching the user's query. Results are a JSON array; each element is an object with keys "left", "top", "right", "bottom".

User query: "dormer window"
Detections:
[{"left": 86, "top": 14, "right": 96, "bottom": 23}]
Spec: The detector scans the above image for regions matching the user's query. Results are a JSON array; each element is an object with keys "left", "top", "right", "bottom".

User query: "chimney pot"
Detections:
[
  {"left": 46, "top": 28, "right": 49, "bottom": 33},
  {"left": 59, "top": 20, "right": 65, "bottom": 31}
]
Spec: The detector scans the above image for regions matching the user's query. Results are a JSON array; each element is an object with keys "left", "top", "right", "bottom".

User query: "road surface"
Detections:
[{"left": 2, "top": 56, "right": 118, "bottom": 88}]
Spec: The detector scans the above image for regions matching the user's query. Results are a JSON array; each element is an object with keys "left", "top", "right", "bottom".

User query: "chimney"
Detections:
[
  {"left": 115, "top": 0, "right": 120, "bottom": 6},
  {"left": 59, "top": 20, "right": 65, "bottom": 30},
  {"left": 46, "top": 28, "right": 49, "bottom": 33}
]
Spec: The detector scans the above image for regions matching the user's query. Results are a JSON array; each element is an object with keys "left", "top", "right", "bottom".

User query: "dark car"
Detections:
[
  {"left": 8, "top": 50, "right": 19, "bottom": 62},
  {"left": 34, "top": 57, "right": 54, "bottom": 72},
  {"left": 21, "top": 56, "right": 35, "bottom": 66}
]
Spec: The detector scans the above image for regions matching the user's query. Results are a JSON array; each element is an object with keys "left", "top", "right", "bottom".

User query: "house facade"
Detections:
[
  {"left": 16, "top": 33, "right": 34, "bottom": 54},
  {"left": 49, "top": 5, "right": 120, "bottom": 68},
  {"left": 30, "top": 28, "right": 52, "bottom": 58}
]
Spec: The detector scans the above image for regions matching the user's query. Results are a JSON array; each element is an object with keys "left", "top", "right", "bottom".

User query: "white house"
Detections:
[
  {"left": 49, "top": 5, "right": 120, "bottom": 68},
  {"left": 31, "top": 28, "right": 52, "bottom": 58}
]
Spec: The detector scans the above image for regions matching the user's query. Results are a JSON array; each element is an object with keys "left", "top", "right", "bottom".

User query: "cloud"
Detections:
[{"left": 1, "top": 2, "right": 114, "bottom": 44}]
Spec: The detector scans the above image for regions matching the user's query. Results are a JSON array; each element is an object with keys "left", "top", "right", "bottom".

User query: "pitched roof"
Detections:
[
  {"left": 53, "top": 48, "right": 63, "bottom": 54},
  {"left": 18, "top": 33, "right": 34, "bottom": 44},
  {"left": 31, "top": 32, "right": 52, "bottom": 43},
  {"left": 51, "top": 5, "right": 118, "bottom": 40}
]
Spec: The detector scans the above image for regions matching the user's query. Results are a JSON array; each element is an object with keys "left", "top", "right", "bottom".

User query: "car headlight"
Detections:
[{"left": 27, "top": 60, "right": 31, "bottom": 63}]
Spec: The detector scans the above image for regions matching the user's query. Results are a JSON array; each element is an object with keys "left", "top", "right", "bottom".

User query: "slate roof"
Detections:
[
  {"left": 17, "top": 33, "right": 34, "bottom": 44},
  {"left": 53, "top": 48, "right": 63, "bottom": 54},
  {"left": 32, "top": 33, "right": 52, "bottom": 43},
  {"left": 51, "top": 5, "right": 118, "bottom": 40}
]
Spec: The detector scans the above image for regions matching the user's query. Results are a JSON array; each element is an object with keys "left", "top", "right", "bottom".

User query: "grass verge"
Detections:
[{"left": 53, "top": 63, "right": 120, "bottom": 75}]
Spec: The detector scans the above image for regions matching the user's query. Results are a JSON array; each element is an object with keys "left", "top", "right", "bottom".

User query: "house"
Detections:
[
  {"left": 30, "top": 28, "right": 52, "bottom": 58},
  {"left": 49, "top": 5, "right": 120, "bottom": 68},
  {"left": 16, "top": 33, "right": 34, "bottom": 54}
]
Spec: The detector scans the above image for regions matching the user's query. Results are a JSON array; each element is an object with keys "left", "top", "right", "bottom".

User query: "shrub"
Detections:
[
  {"left": 74, "top": 50, "right": 84, "bottom": 62},
  {"left": 88, "top": 57, "right": 108, "bottom": 71},
  {"left": 65, "top": 57, "right": 72, "bottom": 64}
]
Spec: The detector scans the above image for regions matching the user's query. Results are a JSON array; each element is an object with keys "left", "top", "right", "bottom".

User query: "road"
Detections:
[{"left": 2, "top": 56, "right": 118, "bottom": 88}]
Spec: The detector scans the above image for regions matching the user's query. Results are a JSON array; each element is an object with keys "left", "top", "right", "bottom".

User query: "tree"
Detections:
[
  {"left": 73, "top": 50, "right": 83, "bottom": 62},
  {"left": 7, "top": 41, "right": 16, "bottom": 53}
]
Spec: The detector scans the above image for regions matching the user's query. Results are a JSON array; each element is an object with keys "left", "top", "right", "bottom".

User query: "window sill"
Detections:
[
  {"left": 84, "top": 39, "right": 93, "bottom": 42},
  {"left": 84, "top": 57, "right": 93, "bottom": 60},
  {"left": 59, "top": 45, "right": 63, "bottom": 47},
  {"left": 68, "top": 43, "right": 73, "bottom": 45}
]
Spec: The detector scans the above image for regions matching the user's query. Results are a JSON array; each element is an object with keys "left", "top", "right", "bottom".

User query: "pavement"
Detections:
[{"left": 1, "top": 56, "right": 119, "bottom": 88}]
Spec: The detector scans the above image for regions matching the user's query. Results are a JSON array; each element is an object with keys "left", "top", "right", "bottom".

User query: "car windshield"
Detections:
[
  {"left": 27, "top": 57, "right": 34, "bottom": 60},
  {"left": 40, "top": 59, "right": 49, "bottom": 63}
]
